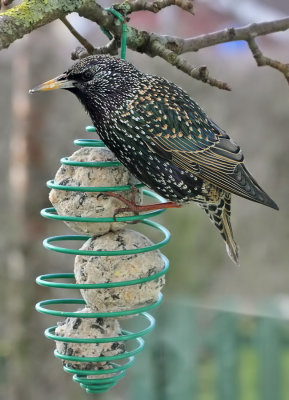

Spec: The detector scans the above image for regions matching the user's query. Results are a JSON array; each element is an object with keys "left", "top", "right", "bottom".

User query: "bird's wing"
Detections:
[
  {"left": 127, "top": 79, "right": 278, "bottom": 208},
  {"left": 148, "top": 127, "right": 247, "bottom": 197},
  {"left": 130, "top": 87, "right": 256, "bottom": 200},
  {"left": 117, "top": 79, "right": 278, "bottom": 208}
]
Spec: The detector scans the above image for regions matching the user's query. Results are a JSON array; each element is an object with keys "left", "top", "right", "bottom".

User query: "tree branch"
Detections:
[
  {"left": 79, "top": 3, "right": 289, "bottom": 89},
  {"left": 71, "top": 40, "right": 119, "bottom": 60},
  {"left": 149, "top": 40, "right": 231, "bottom": 90},
  {"left": 0, "top": 0, "right": 92, "bottom": 50},
  {"left": 247, "top": 37, "right": 289, "bottom": 84},
  {"left": 115, "top": 0, "right": 194, "bottom": 15},
  {"left": 157, "top": 17, "right": 289, "bottom": 54},
  {"left": 0, "top": 0, "right": 288, "bottom": 90},
  {"left": 60, "top": 16, "right": 94, "bottom": 55},
  {"left": 78, "top": 3, "right": 229, "bottom": 89}
]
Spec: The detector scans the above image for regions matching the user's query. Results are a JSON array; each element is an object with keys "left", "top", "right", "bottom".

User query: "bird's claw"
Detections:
[
  {"left": 113, "top": 207, "right": 140, "bottom": 222},
  {"left": 96, "top": 192, "right": 107, "bottom": 200}
]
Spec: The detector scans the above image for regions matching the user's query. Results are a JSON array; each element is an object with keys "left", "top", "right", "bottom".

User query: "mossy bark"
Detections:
[{"left": 0, "top": 0, "right": 87, "bottom": 49}]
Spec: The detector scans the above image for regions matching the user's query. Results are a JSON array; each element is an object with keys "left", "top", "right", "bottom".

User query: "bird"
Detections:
[{"left": 30, "top": 55, "right": 279, "bottom": 264}]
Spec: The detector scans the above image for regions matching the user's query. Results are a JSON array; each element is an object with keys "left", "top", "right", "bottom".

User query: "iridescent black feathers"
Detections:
[{"left": 33, "top": 55, "right": 279, "bottom": 263}]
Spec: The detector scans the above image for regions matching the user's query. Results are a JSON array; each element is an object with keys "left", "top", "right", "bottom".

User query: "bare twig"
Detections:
[
  {"left": 157, "top": 17, "right": 289, "bottom": 54},
  {"left": 71, "top": 39, "right": 119, "bottom": 59},
  {"left": 150, "top": 40, "right": 231, "bottom": 90},
  {"left": 61, "top": 17, "right": 95, "bottom": 55},
  {"left": 247, "top": 37, "right": 289, "bottom": 84},
  {"left": 116, "top": 0, "right": 194, "bottom": 15}
]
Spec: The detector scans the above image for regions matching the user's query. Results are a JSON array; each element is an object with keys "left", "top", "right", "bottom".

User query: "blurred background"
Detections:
[{"left": 0, "top": 0, "right": 288, "bottom": 399}]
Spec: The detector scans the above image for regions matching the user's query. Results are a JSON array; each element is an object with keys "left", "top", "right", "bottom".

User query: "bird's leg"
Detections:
[
  {"left": 113, "top": 201, "right": 181, "bottom": 219},
  {"left": 129, "top": 184, "right": 138, "bottom": 206},
  {"left": 97, "top": 186, "right": 180, "bottom": 220}
]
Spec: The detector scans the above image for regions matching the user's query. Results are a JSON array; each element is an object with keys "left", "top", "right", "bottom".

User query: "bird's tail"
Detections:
[
  {"left": 232, "top": 164, "right": 279, "bottom": 210},
  {"left": 201, "top": 192, "right": 239, "bottom": 265}
]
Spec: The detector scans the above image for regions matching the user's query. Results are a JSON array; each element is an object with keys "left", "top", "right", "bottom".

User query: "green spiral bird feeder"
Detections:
[{"left": 35, "top": 126, "right": 171, "bottom": 394}]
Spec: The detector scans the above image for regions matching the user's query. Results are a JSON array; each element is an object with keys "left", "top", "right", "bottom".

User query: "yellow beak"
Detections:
[{"left": 29, "top": 74, "right": 76, "bottom": 93}]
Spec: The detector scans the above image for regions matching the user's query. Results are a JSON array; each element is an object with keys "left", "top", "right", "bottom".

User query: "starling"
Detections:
[{"left": 30, "top": 55, "right": 279, "bottom": 264}]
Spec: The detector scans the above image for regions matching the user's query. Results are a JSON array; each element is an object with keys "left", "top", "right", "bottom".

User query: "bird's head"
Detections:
[{"left": 30, "top": 55, "right": 142, "bottom": 117}]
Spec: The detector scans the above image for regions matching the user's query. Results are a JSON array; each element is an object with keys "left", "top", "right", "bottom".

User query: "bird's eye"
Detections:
[{"left": 80, "top": 70, "right": 93, "bottom": 82}]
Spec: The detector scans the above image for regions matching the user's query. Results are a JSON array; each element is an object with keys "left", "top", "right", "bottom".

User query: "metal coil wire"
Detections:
[{"left": 36, "top": 126, "right": 171, "bottom": 393}]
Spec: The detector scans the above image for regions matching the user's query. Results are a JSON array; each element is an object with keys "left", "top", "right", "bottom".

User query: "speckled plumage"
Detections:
[{"left": 33, "top": 55, "right": 279, "bottom": 264}]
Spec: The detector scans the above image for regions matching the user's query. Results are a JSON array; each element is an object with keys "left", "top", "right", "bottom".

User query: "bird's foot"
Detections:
[
  {"left": 97, "top": 188, "right": 180, "bottom": 221},
  {"left": 97, "top": 184, "right": 138, "bottom": 204}
]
